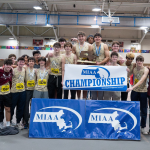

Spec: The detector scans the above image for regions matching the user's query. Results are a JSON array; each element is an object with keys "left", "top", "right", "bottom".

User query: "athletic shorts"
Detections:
[{"left": 0, "top": 93, "right": 11, "bottom": 107}]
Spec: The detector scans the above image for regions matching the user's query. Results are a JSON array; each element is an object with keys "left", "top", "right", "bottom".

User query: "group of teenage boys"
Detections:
[{"left": 0, "top": 31, "right": 149, "bottom": 135}]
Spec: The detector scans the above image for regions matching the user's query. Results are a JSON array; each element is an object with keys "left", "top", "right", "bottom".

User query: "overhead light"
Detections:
[
  {"left": 9, "top": 37, "right": 14, "bottom": 40},
  {"left": 140, "top": 27, "right": 148, "bottom": 30},
  {"left": 132, "top": 43, "right": 139, "bottom": 44},
  {"left": 46, "top": 24, "right": 51, "bottom": 26},
  {"left": 91, "top": 25, "right": 99, "bottom": 28},
  {"left": 92, "top": 8, "right": 101, "bottom": 11},
  {"left": 33, "top": 6, "right": 42, "bottom": 10}
]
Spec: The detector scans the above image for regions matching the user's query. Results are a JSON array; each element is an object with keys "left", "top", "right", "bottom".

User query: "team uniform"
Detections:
[
  {"left": 75, "top": 42, "right": 89, "bottom": 60},
  {"left": 91, "top": 42, "right": 105, "bottom": 100},
  {"left": 131, "top": 67, "right": 148, "bottom": 128},
  {"left": 33, "top": 69, "right": 49, "bottom": 98},
  {"left": 48, "top": 55, "right": 63, "bottom": 99},
  {"left": 23, "top": 68, "right": 36, "bottom": 124},
  {"left": 0, "top": 69, "right": 13, "bottom": 124},
  {"left": 11, "top": 68, "right": 26, "bottom": 124},
  {"left": 121, "top": 62, "right": 134, "bottom": 101},
  {"left": 64, "top": 53, "right": 76, "bottom": 99}
]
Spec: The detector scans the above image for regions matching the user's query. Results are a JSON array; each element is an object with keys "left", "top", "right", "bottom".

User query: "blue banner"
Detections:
[
  {"left": 29, "top": 99, "right": 140, "bottom": 140},
  {"left": 85, "top": 100, "right": 140, "bottom": 140},
  {"left": 29, "top": 99, "right": 85, "bottom": 139}
]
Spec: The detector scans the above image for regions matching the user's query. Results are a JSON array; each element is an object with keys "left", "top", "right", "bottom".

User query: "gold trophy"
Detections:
[{"left": 77, "top": 51, "right": 96, "bottom": 64}]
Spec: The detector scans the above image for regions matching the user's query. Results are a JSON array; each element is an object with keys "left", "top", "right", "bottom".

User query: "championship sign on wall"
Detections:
[{"left": 63, "top": 65, "right": 127, "bottom": 91}]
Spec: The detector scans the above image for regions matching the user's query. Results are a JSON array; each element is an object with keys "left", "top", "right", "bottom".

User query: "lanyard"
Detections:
[
  {"left": 95, "top": 43, "right": 101, "bottom": 56},
  {"left": 40, "top": 69, "right": 46, "bottom": 80},
  {"left": 28, "top": 68, "right": 34, "bottom": 80},
  {"left": 79, "top": 42, "right": 85, "bottom": 54}
]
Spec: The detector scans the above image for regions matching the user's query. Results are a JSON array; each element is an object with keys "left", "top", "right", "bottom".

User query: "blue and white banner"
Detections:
[
  {"left": 85, "top": 100, "right": 140, "bottom": 140},
  {"left": 29, "top": 99, "right": 85, "bottom": 139},
  {"left": 29, "top": 99, "right": 140, "bottom": 140},
  {"left": 63, "top": 65, "right": 127, "bottom": 91}
]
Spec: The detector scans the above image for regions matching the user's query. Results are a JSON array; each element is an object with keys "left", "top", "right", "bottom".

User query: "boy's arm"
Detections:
[{"left": 127, "top": 67, "right": 149, "bottom": 92}]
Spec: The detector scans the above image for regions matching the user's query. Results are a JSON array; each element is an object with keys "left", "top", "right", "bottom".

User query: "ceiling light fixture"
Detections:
[
  {"left": 9, "top": 37, "right": 14, "bottom": 40},
  {"left": 33, "top": 6, "right": 42, "bottom": 10},
  {"left": 91, "top": 25, "right": 99, "bottom": 28},
  {"left": 92, "top": 8, "right": 101, "bottom": 11}
]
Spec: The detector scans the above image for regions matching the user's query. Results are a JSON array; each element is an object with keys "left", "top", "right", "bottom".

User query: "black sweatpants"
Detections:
[
  {"left": 11, "top": 91, "right": 26, "bottom": 123},
  {"left": 47, "top": 75, "right": 62, "bottom": 99},
  {"left": 121, "top": 83, "right": 129, "bottom": 101},
  {"left": 0, "top": 100, "right": 4, "bottom": 122},
  {"left": 64, "top": 90, "right": 76, "bottom": 99},
  {"left": 23, "top": 90, "right": 33, "bottom": 124}
]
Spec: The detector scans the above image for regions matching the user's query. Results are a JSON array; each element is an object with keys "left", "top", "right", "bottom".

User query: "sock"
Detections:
[{"left": 6, "top": 121, "right": 10, "bottom": 126}]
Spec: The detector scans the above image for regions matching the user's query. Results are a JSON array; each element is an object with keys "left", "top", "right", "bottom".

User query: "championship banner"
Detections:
[
  {"left": 29, "top": 99, "right": 140, "bottom": 140},
  {"left": 29, "top": 99, "right": 85, "bottom": 139},
  {"left": 63, "top": 65, "right": 127, "bottom": 91},
  {"left": 85, "top": 100, "right": 140, "bottom": 140}
]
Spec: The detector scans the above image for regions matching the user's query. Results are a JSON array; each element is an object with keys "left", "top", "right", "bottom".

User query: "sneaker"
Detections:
[
  {"left": 10, "top": 121, "right": 16, "bottom": 127},
  {"left": 0, "top": 122, "right": 4, "bottom": 129},
  {"left": 24, "top": 123, "right": 29, "bottom": 129},
  {"left": 141, "top": 128, "right": 148, "bottom": 135},
  {"left": 16, "top": 123, "right": 24, "bottom": 130}
]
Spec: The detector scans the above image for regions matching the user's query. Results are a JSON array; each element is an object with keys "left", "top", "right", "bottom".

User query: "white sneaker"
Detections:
[
  {"left": 10, "top": 121, "right": 16, "bottom": 127},
  {"left": 0, "top": 122, "right": 4, "bottom": 129},
  {"left": 141, "top": 128, "right": 148, "bottom": 135},
  {"left": 16, "top": 123, "right": 24, "bottom": 130}
]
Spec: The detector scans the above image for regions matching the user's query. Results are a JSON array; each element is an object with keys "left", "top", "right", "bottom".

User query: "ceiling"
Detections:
[{"left": 0, "top": 0, "right": 150, "bottom": 16}]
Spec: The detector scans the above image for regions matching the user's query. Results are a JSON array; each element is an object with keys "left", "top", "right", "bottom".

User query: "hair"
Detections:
[
  {"left": 87, "top": 35, "right": 94, "bottom": 41},
  {"left": 17, "top": 57, "right": 25, "bottom": 62},
  {"left": 126, "top": 52, "right": 135, "bottom": 59},
  {"left": 4, "top": 58, "right": 13, "bottom": 65},
  {"left": 111, "top": 51, "right": 118, "bottom": 58},
  {"left": 53, "top": 42, "right": 61, "bottom": 48},
  {"left": 22, "top": 54, "right": 29, "bottom": 59},
  {"left": 112, "top": 41, "right": 120, "bottom": 47},
  {"left": 8, "top": 54, "right": 16, "bottom": 59},
  {"left": 32, "top": 50, "right": 41, "bottom": 56},
  {"left": 64, "top": 42, "right": 73, "bottom": 48},
  {"left": 77, "top": 31, "right": 86, "bottom": 36},
  {"left": 94, "top": 33, "right": 102, "bottom": 38},
  {"left": 28, "top": 57, "right": 35, "bottom": 62},
  {"left": 59, "top": 37, "right": 66, "bottom": 42},
  {"left": 38, "top": 57, "right": 46, "bottom": 63},
  {"left": 136, "top": 55, "right": 144, "bottom": 62}
]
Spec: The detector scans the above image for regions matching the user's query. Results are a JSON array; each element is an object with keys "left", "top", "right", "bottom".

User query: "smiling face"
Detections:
[
  {"left": 17, "top": 60, "right": 25, "bottom": 68},
  {"left": 59, "top": 41, "right": 66, "bottom": 48},
  {"left": 54, "top": 46, "right": 61, "bottom": 53},
  {"left": 34, "top": 53, "right": 41, "bottom": 62},
  {"left": 65, "top": 45, "right": 72, "bottom": 52},
  {"left": 94, "top": 36, "right": 102, "bottom": 43},
  {"left": 28, "top": 59, "right": 35, "bottom": 67},
  {"left": 78, "top": 35, "right": 85, "bottom": 43},
  {"left": 10, "top": 56, "right": 16, "bottom": 65},
  {"left": 4, "top": 64, "right": 12, "bottom": 72},
  {"left": 39, "top": 60, "right": 45, "bottom": 66},
  {"left": 136, "top": 60, "right": 143, "bottom": 67},
  {"left": 111, "top": 55, "right": 118, "bottom": 63},
  {"left": 112, "top": 44, "right": 120, "bottom": 52}
]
